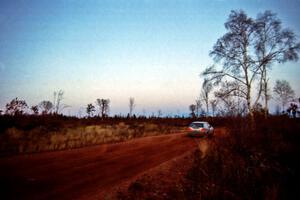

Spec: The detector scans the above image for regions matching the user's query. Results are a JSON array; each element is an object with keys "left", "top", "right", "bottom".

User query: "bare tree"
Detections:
[
  {"left": 53, "top": 90, "right": 68, "bottom": 114},
  {"left": 96, "top": 98, "right": 110, "bottom": 118},
  {"left": 253, "top": 102, "right": 264, "bottom": 115},
  {"left": 39, "top": 100, "right": 53, "bottom": 115},
  {"left": 202, "top": 10, "right": 300, "bottom": 120},
  {"left": 129, "top": 97, "right": 135, "bottom": 117},
  {"left": 210, "top": 99, "right": 218, "bottom": 117},
  {"left": 214, "top": 81, "right": 247, "bottom": 117},
  {"left": 86, "top": 103, "right": 95, "bottom": 117},
  {"left": 195, "top": 98, "right": 203, "bottom": 117},
  {"left": 218, "top": 81, "right": 247, "bottom": 116},
  {"left": 287, "top": 103, "right": 298, "bottom": 118},
  {"left": 273, "top": 80, "right": 295, "bottom": 112},
  {"left": 157, "top": 109, "right": 162, "bottom": 118},
  {"left": 201, "top": 79, "right": 212, "bottom": 116},
  {"left": 215, "top": 90, "right": 237, "bottom": 116},
  {"left": 5, "top": 98, "right": 28, "bottom": 115},
  {"left": 254, "top": 10, "right": 300, "bottom": 118},
  {"left": 31, "top": 105, "right": 39, "bottom": 115},
  {"left": 202, "top": 10, "right": 261, "bottom": 119},
  {"left": 189, "top": 104, "right": 196, "bottom": 118}
]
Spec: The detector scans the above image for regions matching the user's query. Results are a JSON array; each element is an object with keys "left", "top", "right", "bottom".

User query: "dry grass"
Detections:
[
  {"left": 0, "top": 122, "right": 181, "bottom": 155},
  {"left": 117, "top": 116, "right": 300, "bottom": 199}
]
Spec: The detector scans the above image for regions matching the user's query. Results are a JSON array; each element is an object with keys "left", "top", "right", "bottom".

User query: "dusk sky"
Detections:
[{"left": 1, "top": 0, "right": 300, "bottom": 116}]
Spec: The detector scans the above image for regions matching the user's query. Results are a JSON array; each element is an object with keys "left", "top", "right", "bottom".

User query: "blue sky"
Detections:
[{"left": 0, "top": 0, "right": 300, "bottom": 116}]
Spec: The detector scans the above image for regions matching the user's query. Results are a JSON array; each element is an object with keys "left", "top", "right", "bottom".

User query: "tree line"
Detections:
[
  {"left": 2, "top": 90, "right": 68, "bottom": 116},
  {"left": 1, "top": 94, "right": 138, "bottom": 118}
]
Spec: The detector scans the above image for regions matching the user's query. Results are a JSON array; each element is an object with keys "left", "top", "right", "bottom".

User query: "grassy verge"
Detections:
[{"left": 0, "top": 122, "right": 180, "bottom": 156}]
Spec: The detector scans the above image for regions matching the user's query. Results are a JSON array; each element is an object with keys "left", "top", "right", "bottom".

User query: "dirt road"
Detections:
[{"left": 0, "top": 132, "right": 201, "bottom": 199}]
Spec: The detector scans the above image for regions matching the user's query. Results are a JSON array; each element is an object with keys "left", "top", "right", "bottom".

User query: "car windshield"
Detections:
[{"left": 190, "top": 123, "right": 204, "bottom": 128}]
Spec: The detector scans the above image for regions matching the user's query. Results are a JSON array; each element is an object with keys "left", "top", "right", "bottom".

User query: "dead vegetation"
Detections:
[
  {"left": 0, "top": 115, "right": 223, "bottom": 156},
  {"left": 116, "top": 116, "right": 300, "bottom": 199},
  {"left": 0, "top": 121, "right": 180, "bottom": 155}
]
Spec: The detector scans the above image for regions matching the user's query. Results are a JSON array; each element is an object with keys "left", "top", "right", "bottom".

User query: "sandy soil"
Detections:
[{"left": 0, "top": 131, "right": 205, "bottom": 200}]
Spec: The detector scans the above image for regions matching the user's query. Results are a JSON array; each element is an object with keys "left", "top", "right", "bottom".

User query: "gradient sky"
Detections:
[{"left": 0, "top": 0, "right": 300, "bottom": 116}]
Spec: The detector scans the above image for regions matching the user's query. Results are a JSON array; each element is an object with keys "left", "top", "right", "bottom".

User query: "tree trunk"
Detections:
[
  {"left": 206, "top": 101, "right": 209, "bottom": 116},
  {"left": 246, "top": 83, "right": 255, "bottom": 128},
  {"left": 263, "top": 66, "right": 269, "bottom": 119},
  {"left": 264, "top": 96, "right": 269, "bottom": 118}
]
